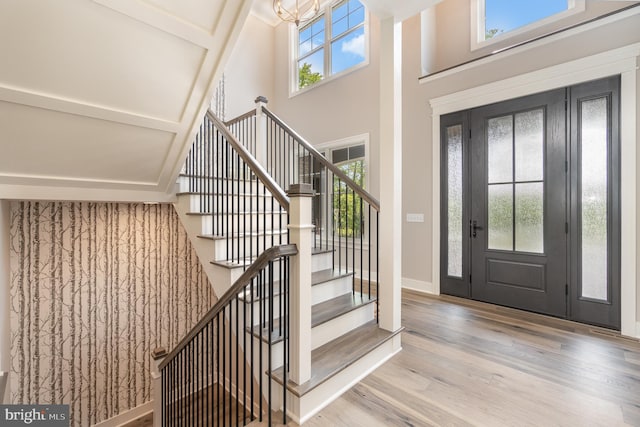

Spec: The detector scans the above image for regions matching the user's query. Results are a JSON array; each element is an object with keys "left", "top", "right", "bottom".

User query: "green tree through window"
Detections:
[
  {"left": 334, "top": 159, "right": 365, "bottom": 238},
  {"left": 298, "top": 62, "right": 323, "bottom": 89}
]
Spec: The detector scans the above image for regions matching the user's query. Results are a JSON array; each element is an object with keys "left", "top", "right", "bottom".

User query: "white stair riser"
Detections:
[
  {"left": 186, "top": 193, "right": 276, "bottom": 213},
  {"left": 249, "top": 335, "right": 285, "bottom": 371},
  {"left": 178, "top": 176, "right": 269, "bottom": 194},
  {"left": 248, "top": 335, "right": 286, "bottom": 412},
  {"left": 198, "top": 212, "right": 288, "bottom": 234},
  {"left": 311, "top": 251, "right": 333, "bottom": 272},
  {"left": 240, "top": 296, "right": 284, "bottom": 328},
  {"left": 241, "top": 274, "right": 352, "bottom": 326},
  {"left": 312, "top": 303, "right": 375, "bottom": 350},
  {"left": 312, "top": 275, "right": 353, "bottom": 305},
  {"left": 212, "top": 235, "right": 288, "bottom": 262}
]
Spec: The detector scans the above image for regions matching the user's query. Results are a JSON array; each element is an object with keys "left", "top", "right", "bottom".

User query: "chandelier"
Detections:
[{"left": 273, "top": 0, "right": 320, "bottom": 27}]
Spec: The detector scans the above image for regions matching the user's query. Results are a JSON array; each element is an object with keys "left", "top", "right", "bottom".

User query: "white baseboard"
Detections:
[
  {"left": 636, "top": 322, "right": 640, "bottom": 339},
  {"left": 402, "top": 277, "right": 437, "bottom": 295},
  {"left": 93, "top": 401, "right": 153, "bottom": 427}
]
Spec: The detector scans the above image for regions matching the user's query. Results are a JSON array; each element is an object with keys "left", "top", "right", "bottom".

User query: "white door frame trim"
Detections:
[{"left": 429, "top": 42, "right": 640, "bottom": 337}]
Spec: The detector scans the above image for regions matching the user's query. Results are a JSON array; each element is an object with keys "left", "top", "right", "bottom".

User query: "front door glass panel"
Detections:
[{"left": 487, "top": 109, "right": 545, "bottom": 253}]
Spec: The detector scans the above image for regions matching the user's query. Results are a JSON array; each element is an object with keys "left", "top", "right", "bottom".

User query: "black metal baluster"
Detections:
[
  {"left": 179, "top": 351, "right": 183, "bottom": 426},
  {"left": 206, "top": 324, "right": 210, "bottom": 426},
  {"left": 283, "top": 255, "right": 289, "bottom": 425},
  {"left": 235, "top": 296, "right": 239, "bottom": 427},
  {"left": 268, "top": 261, "right": 273, "bottom": 427},
  {"left": 243, "top": 281, "right": 248, "bottom": 426},
  {"left": 351, "top": 188, "right": 355, "bottom": 294},
  {"left": 190, "top": 342, "right": 194, "bottom": 427},
  {"left": 243, "top": 159, "right": 247, "bottom": 270},
  {"left": 216, "top": 315, "right": 220, "bottom": 426},
  {"left": 250, "top": 276, "right": 255, "bottom": 422},
  {"left": 195, "top": 336, "right": 199, "bottom": 427},
  {"left": 376, "top": 211, "right": 379, "bottom": 322},
  {"left": 338, "top": 177, "right": 342, "bottom": 275},
  {"left": 236, "top": 151, "right": 241, "bottom": 266},
  {"left": 258, "top": 270, "right": 263, "bottom": 422},
  {"left": 206, "top": 120, "right": 209, "bottom": 206}
]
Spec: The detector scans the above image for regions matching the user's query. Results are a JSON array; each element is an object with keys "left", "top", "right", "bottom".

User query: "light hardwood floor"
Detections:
[{"left": 303, "top": 290, "right": 640, "bottom": 427}]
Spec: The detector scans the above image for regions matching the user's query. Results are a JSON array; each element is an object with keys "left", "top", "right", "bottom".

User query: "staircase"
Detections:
[{"left": 159, "top": 102, "right": 402, "bottom": 426}]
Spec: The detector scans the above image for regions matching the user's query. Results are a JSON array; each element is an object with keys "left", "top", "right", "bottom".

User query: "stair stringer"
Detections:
[{"left": 174, "top": 195, "right": 243, "bottom": 297}]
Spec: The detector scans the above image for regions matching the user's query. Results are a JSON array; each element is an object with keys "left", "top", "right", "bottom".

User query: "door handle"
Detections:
[{"left": 471, "top": 220, "right": 484, "bottom": 238}]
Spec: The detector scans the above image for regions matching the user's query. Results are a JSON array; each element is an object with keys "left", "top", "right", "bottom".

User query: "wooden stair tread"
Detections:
[
  {"left": 313, "top": 292, "right": 375, "bottom": 327},
  {"left": 240, "top": 268, "right": 350, "bottom": 303},
  {"left": 177, "top": 191, "right": 272, "bottom": 197},
  {"left": 198, "top": 230, "right": 288, "bottom": 240},
  {"left": 311, "top": 247, "right": 333, "bottom": 255},
  {"left": 311, "top": 268, "right": 352, "bottom": 286},
  {"left": 186, "top": 210, "right": 285, "bottom": 216},
  {"left": 178, "top": 173, "right": 258, "bottom": 182},
  {"left": 270, "top": 320, "right": 403, "bottom": 397},
  {"left": 210, "top": 258, "right": 256, "bottom": 269},
  {"left": 250, "top": 292, "right": 376, "bottom": 343}
]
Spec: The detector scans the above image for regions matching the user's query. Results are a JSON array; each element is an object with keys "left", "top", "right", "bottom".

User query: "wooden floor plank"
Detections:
[{"left": 304, "top": 291, "right": 640, "bottom": 426}]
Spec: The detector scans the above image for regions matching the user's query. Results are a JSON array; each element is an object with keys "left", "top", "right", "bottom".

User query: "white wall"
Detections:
[
  {"left": 223, "top": 13, "right": 276, "bottom": 120},
  {"left": 270, "top": 16, "right": 382, "bottom": 198}
]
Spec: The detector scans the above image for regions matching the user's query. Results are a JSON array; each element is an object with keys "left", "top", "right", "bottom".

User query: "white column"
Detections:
[
  {"left": 287, "top": 184, "right": 314, "bottom": 384},
  {"left": 421, "top": 7, "right": 437, "bottom": 76},
  {"left": 378, "top": 17, "right": 402, "bottom": 332},
  {"left": 255, "top": 96, "right": 269, "bottom": 168},
  {"left": 0, "top": 200, "right": 11, "bottom": 404}
]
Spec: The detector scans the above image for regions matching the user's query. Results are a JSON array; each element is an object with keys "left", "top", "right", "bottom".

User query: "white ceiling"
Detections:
[
  {"left": 251, "top": 0, "right": 444, "bottom": 25},
  {"left": 0, "top": 0, "right": 434, "bottom": 202},
  {"left": 0, "top": 0, "right": 252, "bottom": 202}
]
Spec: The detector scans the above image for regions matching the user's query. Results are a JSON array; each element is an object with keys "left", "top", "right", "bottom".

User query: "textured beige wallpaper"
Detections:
[{"left": 9, "top": 202, "right": 216, "bottom": 426}]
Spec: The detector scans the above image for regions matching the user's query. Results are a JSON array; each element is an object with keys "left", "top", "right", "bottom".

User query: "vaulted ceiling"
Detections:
[
  {"left": 0, "top": 0, "right": 252, "bottom": 201},
  {"left": 0, "top": 0, "right": 434, "bottom": 202}
]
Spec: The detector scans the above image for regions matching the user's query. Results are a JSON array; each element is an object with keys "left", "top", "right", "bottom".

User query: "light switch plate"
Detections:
[{"left": 406, "top": 213, "right": 424, "bottom": 223}]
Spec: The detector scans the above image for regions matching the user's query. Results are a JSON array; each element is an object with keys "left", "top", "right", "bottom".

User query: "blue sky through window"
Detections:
[
  {"left": 297, "top": 0, "right": 365, "bottom": 89},
  {"left": 485, "top": 0, "right": 568, "bottom": 37},
  {"left": 332, "top": 26, "right": 365, "bottom": 74}
]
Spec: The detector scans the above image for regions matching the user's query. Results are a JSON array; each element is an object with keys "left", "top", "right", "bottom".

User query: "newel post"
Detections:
[
  {"left": 151, "top": 347, "right": 167, "bottom": 427},
  {"left": 287, "top": 183, "right": 314, "bottom": 384},
  {"left": 255, "top": 96, "right": 269, "bottom": 168}
]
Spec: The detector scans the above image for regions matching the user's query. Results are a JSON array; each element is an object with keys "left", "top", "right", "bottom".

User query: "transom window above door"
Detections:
[{"left": 471, "top": 0, "right": 586, "bottom": 50}]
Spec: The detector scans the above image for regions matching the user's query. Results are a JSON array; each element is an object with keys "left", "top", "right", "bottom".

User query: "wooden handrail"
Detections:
[
  {"left": 206, "top": 110, "right": 290, "bottom": 211},
  {"left": 262, "top": 107, "right": 380, "bottom": 211},
  {"left": 224, "top": 110, "right": 256, "bottom": 127},
  {"left": 159, "top": 244, "right": 298, "bottom": 370}
]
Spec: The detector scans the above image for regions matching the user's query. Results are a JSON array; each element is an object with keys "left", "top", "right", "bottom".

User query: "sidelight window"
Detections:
[{"left": 579, "top": 97, "right": 608, "bottom": 301}]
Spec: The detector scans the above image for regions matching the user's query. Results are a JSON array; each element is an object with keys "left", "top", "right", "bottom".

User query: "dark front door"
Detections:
[
  {"left": 469, "top": 89, "right": 568, "bottom": 317},
  {"left": 440, "top": 77, "right": 621, "bottom": 329}
]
